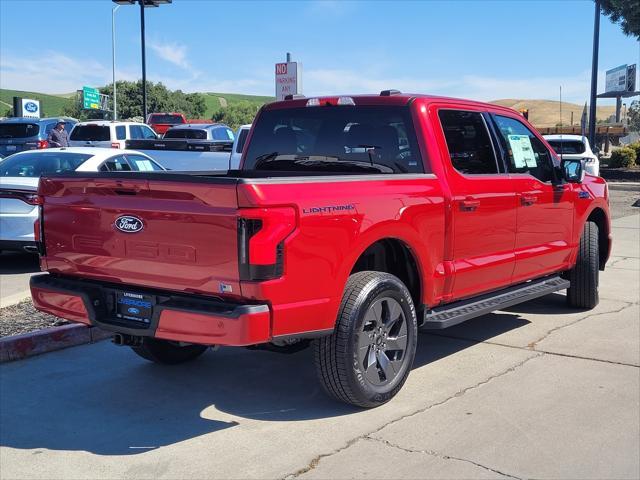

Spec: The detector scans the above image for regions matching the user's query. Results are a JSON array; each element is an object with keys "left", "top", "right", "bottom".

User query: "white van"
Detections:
[{"left": 69, "top": 121, "right": 157, "bottom": 149}]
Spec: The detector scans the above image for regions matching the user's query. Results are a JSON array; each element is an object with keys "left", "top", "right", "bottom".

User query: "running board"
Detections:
[{"left": 421, "top": 276, "right": 570, "bottom": 330}]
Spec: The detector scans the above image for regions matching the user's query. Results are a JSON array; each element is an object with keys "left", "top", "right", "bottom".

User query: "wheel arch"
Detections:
[
  {"left": 349, "top": 237, "right": 423, "bottom": 308},
  {"left": 585, "top": 206, "right": 610, "bottom": 270}
]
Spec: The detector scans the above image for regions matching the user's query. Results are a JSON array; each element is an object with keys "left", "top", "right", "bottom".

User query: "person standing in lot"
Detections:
[{"left": 47, "top": 120, "right": 70, "bottom": 147}]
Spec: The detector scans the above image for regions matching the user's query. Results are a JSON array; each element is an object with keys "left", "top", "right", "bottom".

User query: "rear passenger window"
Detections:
[
  {"left": 115, "top": 126, "right": 126, "bottom": 140},
  {"left": 100, "top": 155, "right": 132, "bottom": 172},
  {"left": 438, "top": 110, "right": 498, "bottom": 175},
  {"left": 492, "top": 115, "right": 554, "bottom": 183}
]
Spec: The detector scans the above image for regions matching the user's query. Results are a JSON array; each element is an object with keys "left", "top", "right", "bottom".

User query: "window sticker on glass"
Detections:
[{"left": 507, "top": 134, "right": 537, "bottom": 168}]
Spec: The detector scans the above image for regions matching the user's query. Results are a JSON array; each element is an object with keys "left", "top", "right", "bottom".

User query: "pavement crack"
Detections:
[
  {"left": 367, "top": 437, "right": 524, "bottom": 480},
  {"left": 526, "top": 301, "right": 638, "bottom": 350},
  {"left": 283, "top": 354, "right": 540, "bottom": 479}
]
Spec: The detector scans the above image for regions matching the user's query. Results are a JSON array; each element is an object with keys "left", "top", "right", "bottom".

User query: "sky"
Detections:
[{"left": 0, "top": 0, "right": 638, "bottom": 105}]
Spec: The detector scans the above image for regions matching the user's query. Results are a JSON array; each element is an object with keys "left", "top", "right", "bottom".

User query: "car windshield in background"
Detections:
[
  {"left": 164, "top": 129, "right": 207, "bottom": 140},
  {"left": 0, "top": 152, "right": 92, "bottom": 177},
  {"left": 243, "top": 106, "right": 424, "bottom": 174},
  {"left": 70, "top": 125, "right": 110, "bottom": 141},
  {"left": 0, "top": 123, "right": 40, "bottom": 139},
  {"left": 547, "top": 140, "right": 586, "bottom": 155},
  {"left": 149, "top": 114, "right": 184, "bottom": 124}
]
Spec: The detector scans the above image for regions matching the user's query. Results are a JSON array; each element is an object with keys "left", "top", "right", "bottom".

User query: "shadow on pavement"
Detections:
[
  {"left": 0, "top": 309, "right": 528, "bottom": 456},
  {"left": 0, "top": 251, "right": 40, "bottom": 274}
]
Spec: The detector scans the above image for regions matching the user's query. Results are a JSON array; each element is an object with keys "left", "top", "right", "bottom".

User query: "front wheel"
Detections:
[
  {"left": 566, "top": 221, "right": 599, "bottom": 309},
  {"left": 132, "top": 338, "right": 208, "bottom": 365},
  {"left": 314, "top": 271, "right": 418, "bottom": 408}
]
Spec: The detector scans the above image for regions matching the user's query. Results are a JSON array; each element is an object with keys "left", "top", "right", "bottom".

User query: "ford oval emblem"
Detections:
[
  {"left": 127, "top": 307, "right": 141, "bottom": 315},
  {"left": 114, "top": 215, "right": 144, "bottom": 233},
  {"left": 24, "top": 102, "right": 38, "bottom": 113}
]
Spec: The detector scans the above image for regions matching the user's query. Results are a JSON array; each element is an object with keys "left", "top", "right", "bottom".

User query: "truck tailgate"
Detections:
[{"left": 39, "top": 175, "right": 241, "bottom": 296}]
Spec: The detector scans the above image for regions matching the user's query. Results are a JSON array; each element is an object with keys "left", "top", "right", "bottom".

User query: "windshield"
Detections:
[
  {"left": 149, "top": 114, "right": 184, "bottom": 124},
  {"left": 547, "top": 140, "right": 586, "bottom": 155},
  {"left": 164, "top": 129, "right": 207, "bottom": 140},
  {"left": 0, "top": 123, "right": 40, "bottom": 139},
  {"left": 0, "top": 152, "right": 92, "bottom": 177},
  {"left": 70, "top": 125, "right": 110, "bottom": 141},
  {"left": 243, "top": 106, "right": 424, "bottom": 173}
]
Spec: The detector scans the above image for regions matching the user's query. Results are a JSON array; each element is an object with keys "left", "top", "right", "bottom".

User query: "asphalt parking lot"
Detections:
[{"left": 0, "top": 210, "right": 638, "bottom": 478}]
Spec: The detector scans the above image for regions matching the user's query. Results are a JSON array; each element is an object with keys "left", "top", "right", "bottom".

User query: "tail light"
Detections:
[
  {"left": 111, "top": 142, "right": 120, "bottom": 149},
  {"left": 237, "top": 207, "right": 296, "bottom": 281},
  {"left": 0, "top": 190, "right": 42, "bottom": 205},
  {"left": 34, "top": 198, "right": 46, "bottom": 256},
  {"left": 37, "top": 140, "right": 49, "bottom": 149}
]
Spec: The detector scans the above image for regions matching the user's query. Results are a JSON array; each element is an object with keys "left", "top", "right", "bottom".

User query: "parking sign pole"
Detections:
[{"left": 588, "top": 0, "right": 600, "bottom": 147}]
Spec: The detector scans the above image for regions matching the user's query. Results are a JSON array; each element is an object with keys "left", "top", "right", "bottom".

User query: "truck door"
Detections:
[
  {"left": 437, "top": 109, "right": 518, "bottom": 300},
  {"left": 489, "top": 114, "right": 574, "bottom": 283}
]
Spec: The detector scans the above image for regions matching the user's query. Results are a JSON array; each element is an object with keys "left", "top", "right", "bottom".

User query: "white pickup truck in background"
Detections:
[{"left": 126, "top": 124, "right": 251, "bottom": 171}]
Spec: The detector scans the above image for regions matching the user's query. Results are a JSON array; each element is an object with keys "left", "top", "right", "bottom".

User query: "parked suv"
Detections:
[
  {"left": 0, "top": 117, "right": 76, "bottom": 156},
  {"left": 69, "top": 121, "right": 157, "bottom": 149},
  {"left": 544, "top": 134, "right": 600, "bottom": 176}
]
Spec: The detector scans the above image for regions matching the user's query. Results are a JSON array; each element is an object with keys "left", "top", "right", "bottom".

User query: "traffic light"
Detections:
[{"left": 519, "top": 108, "right": 529, "bottom": 120}]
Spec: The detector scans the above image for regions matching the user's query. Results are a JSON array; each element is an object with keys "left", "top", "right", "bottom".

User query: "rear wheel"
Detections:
[
  {"left": 566, "top": 221, "right": 599, "bottom": 309},
  {"left": 314, "top": 271, "right": 418, "bottom": 408},
  {"left": 132, "top": 338, "right": 208, "bottom": 365}
]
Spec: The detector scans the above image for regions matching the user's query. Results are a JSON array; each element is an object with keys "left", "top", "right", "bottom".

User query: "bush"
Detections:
[
  {"left": 609, "top": 147, "right": 637, "bottom": 168},
  {"left": 627, "top": 142, "right": 640, "bottom": 164}
]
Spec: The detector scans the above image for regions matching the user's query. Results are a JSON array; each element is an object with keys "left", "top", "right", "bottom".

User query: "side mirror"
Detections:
[{"left": 561, "top": 158, "right": 585, "bottom": 183}]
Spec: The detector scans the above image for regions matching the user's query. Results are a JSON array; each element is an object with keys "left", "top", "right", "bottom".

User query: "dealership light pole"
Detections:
[
  {"left": 112, "top": 4, "right": 120, "bottom": 120},
  {"left": 588, "top": 0, "right": 600, "bottom": 147},
  {"left": 112, "top": 0, "right": 172, "bottom": 121}
]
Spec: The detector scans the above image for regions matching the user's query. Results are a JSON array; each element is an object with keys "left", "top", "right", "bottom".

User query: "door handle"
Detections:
[
  {"left": 460, "top": 198, "right": 480, "bottom": 211},
  {"left": 521, "top": 194, "right": 538, "bottom": 206}
]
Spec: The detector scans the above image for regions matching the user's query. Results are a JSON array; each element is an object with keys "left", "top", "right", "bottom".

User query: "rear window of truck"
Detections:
[
  {"left": 0, "top": 123, "right": 39, "bottom": 139},
  {"left": 243, "top": 106, "right": 424, "bottom": 174},
  {"left": 149, "top": 114, "right": 184, "bottom": 124},
  {"left": 70, "top": 125, "right": 110, "bottom": 141}
]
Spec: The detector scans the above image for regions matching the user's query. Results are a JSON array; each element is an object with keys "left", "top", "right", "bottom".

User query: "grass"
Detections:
[
  {"left": 0, "top": 89, "right": 73, "bottom": 118},
  {"left": 203, "top": 92, "right": 274, "bottom": 119}
]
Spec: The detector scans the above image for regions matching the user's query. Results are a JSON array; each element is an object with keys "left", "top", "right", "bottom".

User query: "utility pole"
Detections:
[
  {"left": 112, "top": 5, "right": 120, "bottom": 120},
  {"left": 140, "top": 0, "right": 147, "bottom": 121},
  {"left": 588, "top": 0, "right": 600, "bottom": 147}
]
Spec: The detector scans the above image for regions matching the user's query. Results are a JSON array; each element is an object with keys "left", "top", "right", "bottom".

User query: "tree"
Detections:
[
  {"left": 628, "top": 100, "right": 640, "bottom": 132},
  {"left": 61, "top": 81, "right": 207, "bottom": 121},
  {"left": 211, "top": 102, "right": 260, "bottom": 129},
  {"left": 600, "top": 0, "right": 640, "bottom": 38}
]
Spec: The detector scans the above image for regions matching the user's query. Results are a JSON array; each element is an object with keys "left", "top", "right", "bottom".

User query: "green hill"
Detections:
[
  {"left": 0, "top": 89, "right": 73, "bottom": 118},
  {"left": 203, "top": 92, "right": 274, "bottom": 119}
]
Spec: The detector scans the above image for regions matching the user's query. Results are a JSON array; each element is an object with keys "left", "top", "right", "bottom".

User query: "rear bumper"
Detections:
[
  {"left": 0, "top": 240, "right": 38, "bottom": 253},
  {"left": 30, "top": 274, "right": 271, "bottom": 346}
]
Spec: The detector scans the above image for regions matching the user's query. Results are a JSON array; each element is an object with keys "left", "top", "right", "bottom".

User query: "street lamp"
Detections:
[
  {"left": 112, "top": 4, "right": 120, "bottom": 120},
  {"left": 112, "top": 0, "right": 172, "bottom": 121}
]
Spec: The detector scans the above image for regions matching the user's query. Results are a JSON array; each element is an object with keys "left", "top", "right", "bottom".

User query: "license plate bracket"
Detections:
[{"left": 115, "top": 291, "right": 154, "bottom": 326}]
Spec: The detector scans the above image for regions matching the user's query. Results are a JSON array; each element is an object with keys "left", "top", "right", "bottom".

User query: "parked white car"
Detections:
[
  {"left": 544, "top": 134, "right": 600, "bottom": 176},
  {"left": 69, "top": 121, "right": 157, "bottom": 149},
  {"left": 0, "top": 148, "right": 164, "bottom": 253},
  {"left": 230, "top": 124, "right": 251, "bottom": 169}
]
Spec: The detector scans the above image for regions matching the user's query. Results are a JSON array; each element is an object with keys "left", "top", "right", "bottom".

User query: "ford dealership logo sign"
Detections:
[
  {"left": 24, "top": 102, "right": 38, "bottom": 113},
  {"left": 114, "top": 215, "right": 144, "bottom": 233}
]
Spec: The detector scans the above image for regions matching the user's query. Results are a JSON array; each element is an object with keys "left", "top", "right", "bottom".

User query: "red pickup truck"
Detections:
[{"left": 31, "top": 92, "right": 611, "bottom": 408}]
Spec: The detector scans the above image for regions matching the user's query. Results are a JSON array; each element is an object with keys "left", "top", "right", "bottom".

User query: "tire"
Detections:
[
  {"left": 132, "top": 338, "right": 208, "bottom": 365},
  {"left": 566, "top": 221, "right": 599, "bottom": 309},
  {"left": 314, "top": 271, "right": 418, "bottom": 408}
]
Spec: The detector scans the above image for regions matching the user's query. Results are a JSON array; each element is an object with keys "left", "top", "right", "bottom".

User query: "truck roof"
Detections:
[{"left": 264, "top": 92, "right": 518, "bottom": 115}]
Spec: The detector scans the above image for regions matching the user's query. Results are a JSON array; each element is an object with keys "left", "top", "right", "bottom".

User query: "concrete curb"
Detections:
[{"left": 0, "top": 324, "right": 111, "bottom": 363}]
